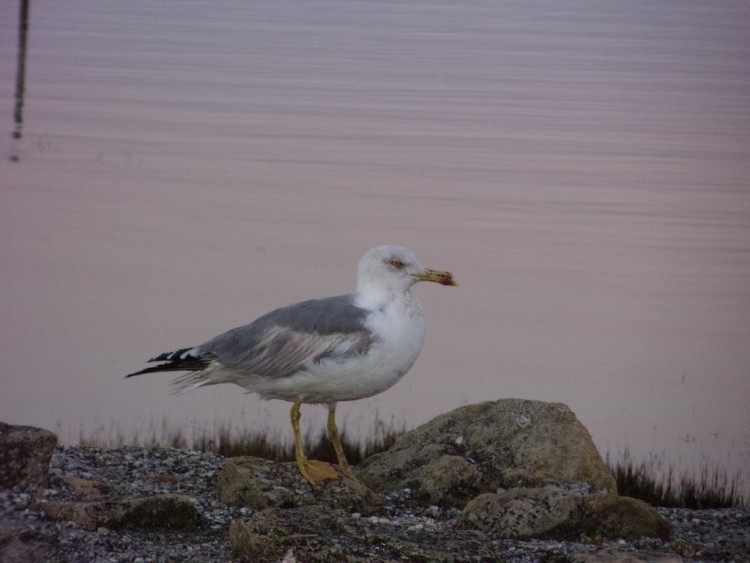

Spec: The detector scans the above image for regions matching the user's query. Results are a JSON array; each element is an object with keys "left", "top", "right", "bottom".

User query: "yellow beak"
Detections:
[{"left": 413, "top": 269, "right": 458, "bottom": 287}]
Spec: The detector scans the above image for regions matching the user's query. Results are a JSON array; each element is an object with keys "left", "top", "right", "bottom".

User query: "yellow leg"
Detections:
[
  {"left": 291, "top": 400, "right": 339, "bottom": 485},
  {"left": 327, "top": 403, "right": 358, "bottom": 480}
]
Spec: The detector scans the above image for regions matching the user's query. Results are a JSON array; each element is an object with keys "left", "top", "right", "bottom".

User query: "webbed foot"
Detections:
[{"left": 298, "top": 458, "right": 340, "bottom": 485}]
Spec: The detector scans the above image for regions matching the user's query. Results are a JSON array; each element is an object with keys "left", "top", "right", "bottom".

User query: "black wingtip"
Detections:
[
  {"left": 126, "top": 347, "right": 201, "bottom": 378},
  {"left": 125, "top": 366, "right": 161, "bottom": 378},
  {"left": 147, "top": 347, "right": 194, "bottom": 363}
]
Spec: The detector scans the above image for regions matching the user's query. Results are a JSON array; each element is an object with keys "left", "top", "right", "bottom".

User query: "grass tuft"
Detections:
[
  {"left": 187, "top": 417, "right": 405, "bottom": 466},
  {"left": 606, "top": 449, "right": 746, "bottom": 509}
]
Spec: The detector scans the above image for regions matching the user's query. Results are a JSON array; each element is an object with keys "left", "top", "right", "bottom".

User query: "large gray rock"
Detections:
[
  {"left": 0, "top": 421, "right": 57, "bottom": 492},
  {"left": 461, "top": 487, "right": 671, "bottom": 540},
  {"left": 218, "top": 456, "right": 382, "bottom": 515},
  {"left": 358, "top": 399, "right": 617, "bottom": 507}
]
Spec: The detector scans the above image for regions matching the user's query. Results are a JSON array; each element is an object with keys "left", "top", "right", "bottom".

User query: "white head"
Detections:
[{"left": 356, "top": 245, "right": 457, "bottom": 299}]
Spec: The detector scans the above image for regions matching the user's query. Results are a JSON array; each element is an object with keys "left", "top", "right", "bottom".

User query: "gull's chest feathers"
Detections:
[
  {"left": 364, "top": 296, "right": 425, "bottom": 360},
  {"left": 353, "top": 293, "right": 426, "bottom": 381},
  {"left": 286, "top": 294, "right": 426, "bottom": 403}
]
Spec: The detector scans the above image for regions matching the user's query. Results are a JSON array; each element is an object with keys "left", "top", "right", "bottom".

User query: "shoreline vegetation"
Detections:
[{"left": 76, "top": 418, "right": 747, "bottom": 509}]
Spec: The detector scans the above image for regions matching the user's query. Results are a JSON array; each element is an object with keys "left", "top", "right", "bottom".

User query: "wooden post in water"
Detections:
[{"left": 10, "top": 0, "right": 30, "bottom": 162}]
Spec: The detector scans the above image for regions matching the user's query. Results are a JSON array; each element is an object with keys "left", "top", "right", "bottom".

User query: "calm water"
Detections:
[{"left": 2, "top": 1, "right": 749, "bottom": 490}]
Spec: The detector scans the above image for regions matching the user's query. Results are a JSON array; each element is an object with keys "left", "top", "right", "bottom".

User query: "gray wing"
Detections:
[{"left": 194, "top": 294, "right": 375, "bottom": 378}]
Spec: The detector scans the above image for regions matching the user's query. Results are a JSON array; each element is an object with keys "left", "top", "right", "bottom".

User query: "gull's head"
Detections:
[{"left": 356, "top": 245, "right": 458, "bottom": 297}]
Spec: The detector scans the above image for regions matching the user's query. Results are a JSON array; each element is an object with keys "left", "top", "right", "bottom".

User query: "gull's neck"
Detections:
[{"left": 355, "top": 281, "right": 419, "bottom": 312}]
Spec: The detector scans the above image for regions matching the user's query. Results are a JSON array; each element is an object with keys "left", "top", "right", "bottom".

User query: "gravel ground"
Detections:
[{"left": 1, "top": 446, "right": 748, "bottom": 562}]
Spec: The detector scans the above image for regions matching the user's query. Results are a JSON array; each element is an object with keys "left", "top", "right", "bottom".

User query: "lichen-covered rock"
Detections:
[
  {"left": 37, "top": 494, "right": 198, "bottom": 530},
  {"left": 229, "top": 505, "right": 497, "bottom": 562},
  {"left": 62, "top": 474, "right": 116, "bottom": 497},
  {"left": 461, "top": 487, "right": 671, "bottom": 540},
  {"left": 461, "top": 487, "right": 581, "bottom": 539},
  {"left": 359, "top": 399, "right": 616, "bottom": 507},
  {"left": 218, "top": 456, "right": 382, "bottom": 515},
  {"left": 0, "top": 421, "right": 57, "bottom": 492},
  {"left": 579, "top": 493, "right": 672, "bottom": 540}
]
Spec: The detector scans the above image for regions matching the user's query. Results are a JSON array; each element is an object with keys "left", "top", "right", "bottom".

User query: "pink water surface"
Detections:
[{"left": 2, "top": 0, "right": 749, "bottom": 489}]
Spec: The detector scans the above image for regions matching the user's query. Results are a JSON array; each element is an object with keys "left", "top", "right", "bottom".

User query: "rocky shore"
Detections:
[{"left": 2, "top": 401, "right": 748, "bottom": 562}]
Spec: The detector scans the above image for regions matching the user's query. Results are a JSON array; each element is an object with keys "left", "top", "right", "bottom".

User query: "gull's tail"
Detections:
[
  {"left": 127, "top": 348, "right": 222, "bottom": 393},
  {"left": 126, "top": 347, "right": 208, "bottom": 377}
]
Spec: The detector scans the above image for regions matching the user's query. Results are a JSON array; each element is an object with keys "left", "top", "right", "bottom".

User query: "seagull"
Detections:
[{"left": 127, "top": 245, "right": 458, "bottom": 485}]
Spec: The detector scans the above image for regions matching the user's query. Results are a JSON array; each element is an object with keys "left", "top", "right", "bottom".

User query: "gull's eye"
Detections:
[{"left": 389, "top": 259, "right": 405, "bottom": 270}]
